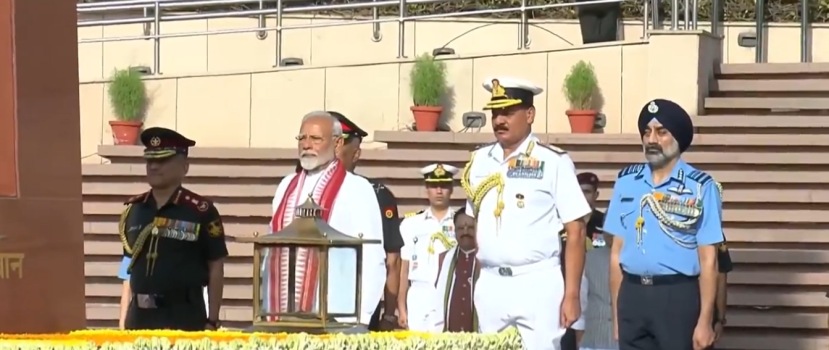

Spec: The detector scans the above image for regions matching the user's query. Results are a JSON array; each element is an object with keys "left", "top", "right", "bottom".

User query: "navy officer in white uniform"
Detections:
[
  {"left": 398, "top": 163, "right": 459, "bottom": 331},
  {"left": 461, "top": 76, "right": 591, "bottom": 350}
]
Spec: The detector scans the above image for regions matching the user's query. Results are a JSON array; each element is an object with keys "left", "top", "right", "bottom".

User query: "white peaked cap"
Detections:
[{"left": 420, "top": 163, "right": 459, "bottom": 176}]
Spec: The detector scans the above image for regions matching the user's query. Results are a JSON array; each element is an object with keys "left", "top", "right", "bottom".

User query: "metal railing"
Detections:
[{"left": 77, "top": 0, "right": 715, "bottom": 75}]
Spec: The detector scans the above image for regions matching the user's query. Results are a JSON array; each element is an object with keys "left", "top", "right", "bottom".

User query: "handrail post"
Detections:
[
  {"left": 371, "top": 0, "right": 382, "bottom": 42},
  {"left": 143, "top": 7, "right": 151, "bottom": 37},
  {"left": 397, "top": 0, "right": 407, "bottom": 58},
  {"left": 257, "top": 0, "right": 267, "bottom": 40},
  {"left": 691, "top": 0, "right": 698, "bottom": 29},
  {"left": 711, "top": 0, "right": 721, "bottom": 36},
  {"left": 754, "top": 0, "right": 764, "bottom": 63},
  {"left": 641, "top": 0, "right": 649, "bottom": 39},
  {"left": 670, "top": 0, "right": 679, "bottom": 29},
  {"left": 683, "top": 0, "right": 689, "bottom": 29},
  {"left": 800, "top": 0, "right": 810, "bottom": 62},
  {"left": 274, "top": 0, "right": 283, "bottom": 67},
  {"left": 153, "top": 0, "right": 161, "bottom": 74},
  {"left": 518, "top": 0, "right": 528, "bottom": 49}
]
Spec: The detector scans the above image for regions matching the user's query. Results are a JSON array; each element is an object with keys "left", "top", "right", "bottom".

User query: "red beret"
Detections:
[{"left": 577, "top": 172, "right": 598, "bottom": 186}]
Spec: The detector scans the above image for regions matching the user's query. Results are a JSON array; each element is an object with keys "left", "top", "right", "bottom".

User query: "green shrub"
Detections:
[
  {"left": 563, "top": 60, "right": 598, "bottom": 110},
  {"left": 108, "top": 68, "right": 147, "bottom": 122},
  {"left": 409, "top": 53, "right": 447, "bottom": 106}
]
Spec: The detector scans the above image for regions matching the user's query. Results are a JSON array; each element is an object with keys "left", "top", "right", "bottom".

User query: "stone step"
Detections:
[
  {"left": 694, "top": 115, "right": 829, "bottom": 129},
  {"left": 717, "top": 62, "right": 829, "bottom": 76},
  {"left": 712, "top": 79, "right": 829, "bottom": 92},
  {"left": 704, "top": 97, "right": 829, "bottom": 111}
]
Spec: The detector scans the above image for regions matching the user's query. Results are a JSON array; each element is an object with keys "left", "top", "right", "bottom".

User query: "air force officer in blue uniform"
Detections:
[{"left": 605, "top": 99, "right": 723, "bottom": 350}]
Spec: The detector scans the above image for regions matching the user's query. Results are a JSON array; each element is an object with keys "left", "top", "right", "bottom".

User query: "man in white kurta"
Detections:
[
  {"left": 462, "top": 77, "right": 590, "bottom": 350},
  {"left": 262, "top": 111, "right": 386, "bottom": 324}
]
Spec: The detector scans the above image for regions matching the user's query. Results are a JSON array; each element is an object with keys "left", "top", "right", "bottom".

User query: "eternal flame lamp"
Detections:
[{"left": 238, "top": 195, "right": 381, "bottom": 334}]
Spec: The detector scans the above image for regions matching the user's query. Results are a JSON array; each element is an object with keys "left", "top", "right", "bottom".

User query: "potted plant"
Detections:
[
  {"left": 108, "top": 67, "right": 147, "bottom": 145},
  {"left": 409, "top": 53, "right": 447, "bottom": 132},
  {"left": 562, "top": 60, "right": 599, "bottom": 133}
]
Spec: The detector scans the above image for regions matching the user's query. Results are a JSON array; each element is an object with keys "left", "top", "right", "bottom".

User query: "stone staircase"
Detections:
[{"left": 80, "top": 63, "right": 829, "bottom": 349}]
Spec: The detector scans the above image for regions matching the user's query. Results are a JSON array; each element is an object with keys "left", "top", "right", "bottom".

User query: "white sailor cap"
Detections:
[
  {"left": 482, "top": 76, "right": 544, "bottom": 110},
  {"left": 420, "top": 163, "right": 459, "bottom": 183}
]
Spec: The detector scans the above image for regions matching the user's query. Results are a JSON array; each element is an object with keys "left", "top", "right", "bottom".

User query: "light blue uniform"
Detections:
[
  {"left": 118, "top": 257, "right": 131, "bottom": 280},
  {"left": 603, "top": 160, "right": 724, "bottom": 276}
]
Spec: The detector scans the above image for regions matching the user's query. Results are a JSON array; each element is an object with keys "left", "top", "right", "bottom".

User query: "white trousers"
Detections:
[
  {"left": 475, "top": 259, "right": 564, "bottom": 350},
  {"left": 407, "top": 281, "right": 438, "bottom": 331}
]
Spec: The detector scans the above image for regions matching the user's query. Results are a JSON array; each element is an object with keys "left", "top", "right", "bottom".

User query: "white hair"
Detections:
[{"left": 301, "top": 111, "right": 343, "bottom": 136}]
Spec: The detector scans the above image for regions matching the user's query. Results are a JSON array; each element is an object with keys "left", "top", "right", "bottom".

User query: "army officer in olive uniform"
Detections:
[{"left": 120, "top": 127, "right": 229, "bottom": 331}]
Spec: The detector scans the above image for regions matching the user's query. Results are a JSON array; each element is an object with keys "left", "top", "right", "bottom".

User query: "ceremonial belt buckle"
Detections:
[
  {"left": 640, "top": 275, "right": 654, "bottom": 286},
  {"left": 135, "top": 294, "right": 159, "bottom": 309},
  {"left": 498, "top": 267, "right": 513, "bottom": 277}
]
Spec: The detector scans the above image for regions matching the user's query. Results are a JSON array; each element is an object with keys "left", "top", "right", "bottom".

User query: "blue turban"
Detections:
[{"left": 637, "top": 99, "right": 694, "bottom": 153}]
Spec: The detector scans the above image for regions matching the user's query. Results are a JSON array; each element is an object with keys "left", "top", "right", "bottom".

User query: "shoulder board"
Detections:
[
  {"left": 176, "top": 188, "right": 214, "bottom": 213},
  {"left": 124, "top": 192, "right": 149, "bottom": 205},
  {"left": 535, "top": 142, "right": 567, "bottom": 155},
  {"left": 687, "top": 170, "right": 713, "bottom": 186},
  {"left": 617, "top": 164, "right": 645, "bottom": 179},
  {"left": 404, "top": 210, "right": 425, "bottom": 218},
  {"left": 473, "top": 142, "right": 495, "bottom": 151}
]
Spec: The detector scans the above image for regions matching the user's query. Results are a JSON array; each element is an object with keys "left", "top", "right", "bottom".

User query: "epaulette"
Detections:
[
  {"left": 617, "top": 164, "right": 644, "bottom": 179},
  {"left": 473, "top": 142, "right": 495, "bottom": 151},
  {"left": 124, "top": 192, "right": 149, "bottom": 205},
  {"left": 177, "top": 188, "right": 214, "bottom": 213},
  {"left": 535, "top": 141, "right": 567, "bottom": 155},
  {"left": 404, "top": 210, "right": 425, "bottom": 218},
  {"left": 687, "top": 170, "right": 713, "bottom": 186}
]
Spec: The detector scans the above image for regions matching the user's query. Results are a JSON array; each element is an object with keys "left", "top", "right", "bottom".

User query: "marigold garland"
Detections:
[{"left": 0, "top": 328, "right": 522, "bottom": 350}]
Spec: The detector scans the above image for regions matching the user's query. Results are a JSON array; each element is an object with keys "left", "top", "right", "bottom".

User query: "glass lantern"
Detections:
[{"left": 237, "top": 196, "right": 381, "bottom": 333}]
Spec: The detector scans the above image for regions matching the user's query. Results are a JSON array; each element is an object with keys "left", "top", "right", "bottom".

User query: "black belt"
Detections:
[{"left": 623, "top": 271, "right": 698, "bottom": 286}]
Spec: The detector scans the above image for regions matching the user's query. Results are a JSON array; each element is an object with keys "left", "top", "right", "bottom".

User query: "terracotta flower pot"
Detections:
[
  {"left": 109, "top": 120, "right": 143, "bottom": 145},
  {"left": 565, "top": 110, "right": 598, "bottom": 134},
  {"left": 411, "top": 106, "right": 443, "bottom": 132}
]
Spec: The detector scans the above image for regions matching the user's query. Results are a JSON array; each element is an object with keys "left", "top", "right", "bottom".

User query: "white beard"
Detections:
[
  {"left": 299, "top": 149, "right": 335, "bottom": 171},
  {"left": 299, "top": 156, "right": 321, "bottom": 170}
]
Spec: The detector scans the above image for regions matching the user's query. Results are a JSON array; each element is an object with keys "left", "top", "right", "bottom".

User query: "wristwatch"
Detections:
[{"left": 206, "top": 318, "right": 221, "bottom": 329}]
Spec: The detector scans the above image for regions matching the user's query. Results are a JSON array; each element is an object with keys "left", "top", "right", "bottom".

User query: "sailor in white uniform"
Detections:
[
  {"left": 461, "top": 77, "right": 591, "bottom": 350},
  {"left": 398, "top": 163, "right": 459, "bottom": 331}
]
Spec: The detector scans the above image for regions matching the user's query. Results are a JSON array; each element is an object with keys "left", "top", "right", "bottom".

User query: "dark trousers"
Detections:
[
  {"left": 617, "top": 274, "right": 700, "bottom": 350},
  {"left": 125, "top": 288, "right": 206, "bottom": 331},
  {"left": 577, "top": 4, "right": 621, "bottom": 44},
  {"left": 560, "top": 328, "right": 578, "bottom": 350},
  {"left": 367, "top": 302, "right": 383, "bottom": 331}
]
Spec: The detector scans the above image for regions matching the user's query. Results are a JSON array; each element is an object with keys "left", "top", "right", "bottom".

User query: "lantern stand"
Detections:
[{"left": 237, "top": 195, "right": 381, "bottom": 334}]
